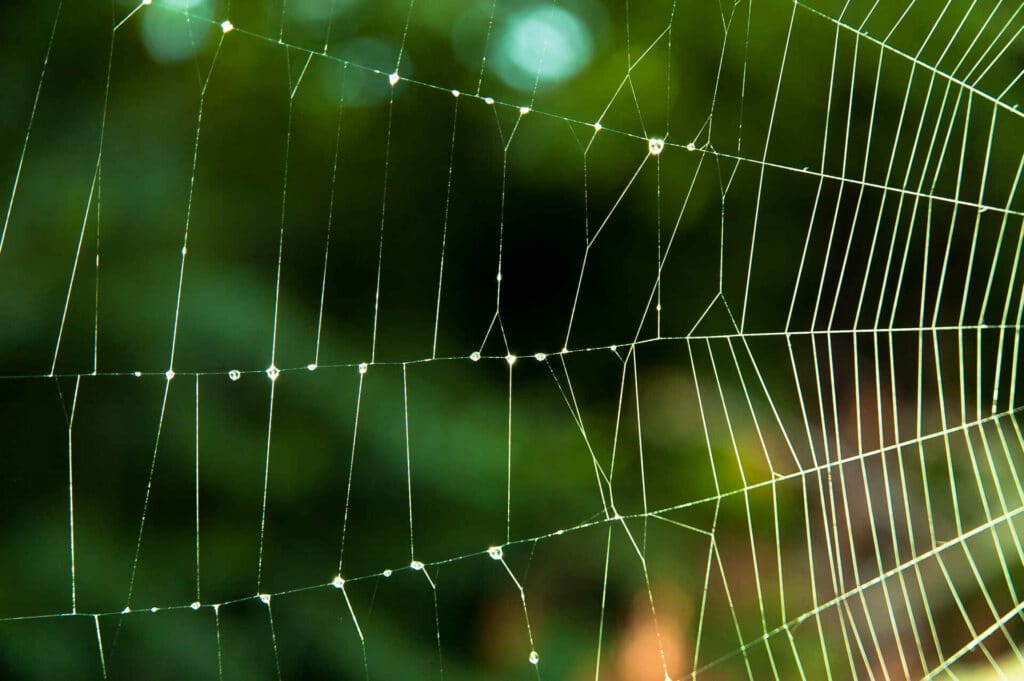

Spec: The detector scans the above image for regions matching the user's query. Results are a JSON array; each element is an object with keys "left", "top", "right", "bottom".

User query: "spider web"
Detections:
[{"left": 1, "top": 0, "right": 1024, "bottom": 679}]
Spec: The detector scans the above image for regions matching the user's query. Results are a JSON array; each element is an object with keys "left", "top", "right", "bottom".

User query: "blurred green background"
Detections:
[{"left": 1, "top": 0, "right": 1024, "bottom": 679}]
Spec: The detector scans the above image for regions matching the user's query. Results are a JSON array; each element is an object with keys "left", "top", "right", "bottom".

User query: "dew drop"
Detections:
[
  {"left": 487, "top": 546, "right": 503, "bottom": 560},
  {"left": 331, "top": 575, "right": 345, "bottom": 589},
  {"left": 410, "top": 560, "right": 424, "bottom": 571},
  {"left": 228, "top": 369, "right": 241, "bottom": 381},
  {"left": 259, "top": 593, "right": 271, "bottom": 605},
  {"left": 358, "top": 362, "right": 369, "bottom": 374},
  {"left": 648, "top": 137, "right": 665, "bottom": 155},
  {"left": 388, "top": 71, "right": 400, "bottom": 86},
  {"left": 470, "top": 351, "right": 481, "bottom": 362},
  {"left": 306, "top": 363, "right": 317, "bottom": 371},
  {"left": 220, "top": 19, "right": 234, "bottom": 33},
  {"left": 533, "top": 352, "right": 546, "bottom": 361},
  {"left": 190, "top": 601, "right": 201, "bottom": 610},
  {"left": 266, "top": 364, "right": 279, "bottom": 381},
  {"left": 484, "top": 96, "right": 495, "bottom": 105},
  {"left": 529, "top": 650, "right": 539, "bottom": 665},
  {"left": 165, "top": 369, "right": 175, "bottom": 381}
]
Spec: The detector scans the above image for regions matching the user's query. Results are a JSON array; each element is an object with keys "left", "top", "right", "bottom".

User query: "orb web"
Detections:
[{"left": 1, "top": 0, "right": 1024, "bottom": 679}]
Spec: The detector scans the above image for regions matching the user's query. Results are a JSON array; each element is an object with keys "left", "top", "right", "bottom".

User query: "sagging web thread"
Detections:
[{"left": 2, "top": 0, "right": 1024, "bottom": 679}]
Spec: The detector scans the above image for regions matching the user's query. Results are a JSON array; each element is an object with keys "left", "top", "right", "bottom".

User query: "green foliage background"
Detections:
[{"left": 1, "top": 1, "right": 1023, "bottom": 679}]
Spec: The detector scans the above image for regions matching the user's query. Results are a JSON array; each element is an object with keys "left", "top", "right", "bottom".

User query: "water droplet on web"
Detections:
[
  {"left": 505, "top": 354, "right": 517, "bottom": 366},
  {"left": 259, "top": 594, "right": 271, "bottom": 605},
  {"left": 266, "top": 364, "right": 279, "bottom": 381},
  {"left": 593, "top": 122, "right": 602, "bottom": 131},
  {"left": 410, "top": 560, "right": 424, "bottom": 571},
  {"left": 382, "top": 569, "right": 393, "bottom": 578},
  {"left": 358, "top": 362, "right": 368, "bottom": 374},
  {"left": 648, "top": 138, "right": 665, "bottom": 155},
  {"left": 190, "top": 601, "right": 201, "bottom": 610},
  {"left": 150, "top": 606, "right": 158, "bottom": 613},
  {"left": 388, "top": 72, "right": 400, "bottom": 86},
  {"left": 529, "top": 650, "right": 539, "bottom": 665},
  {"left": 181, "top": 246, "right": 187, "bottom": 256},
  {"left": 484, "top": 97, "right": 495, "bottom": 105},
  {"left": 686, "top": 142, "right": 696, "bottom": 151},
  {"left": 534, "top": 352, "right": 546, "bottom": 361},
  {"left": 133, "top": 371, "right": 142, "bottom": 378},
  {"left": 306, "top": 363, "right": 317, "bottom": 371},
  {"left": 122, "top": 606, "right": 131, "bottom": 614},
  {"left": 470, "top": 351, "right": 481, "bottom": 362},
  {"left": 220, "top": 20, "right": 234, "bottom": 34},
  {"left": 331, "top": 575, "right": 345, "bottom": 589},
  {"left": 487, "top": 546, "right": 503, "bottom": 560},
  {"left": 165, "top": 369, "right": 175, "bottom": 381},
  {"left": 451, "top": 89, "right": 460, "bottom": 97},
  {"left": 519, "top": 106, "right": 530, "bottom": 115},
  {"left": 228, "top": 369, "right": 241, "bottom": 381}
]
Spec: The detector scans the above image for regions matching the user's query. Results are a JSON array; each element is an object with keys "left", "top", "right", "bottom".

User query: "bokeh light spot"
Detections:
[
  {"left": 140, "top": 0, "right": 215, "bottom": 64},
  {"left": 492, "top": 5, "right": 593, "bottom": 91}
]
